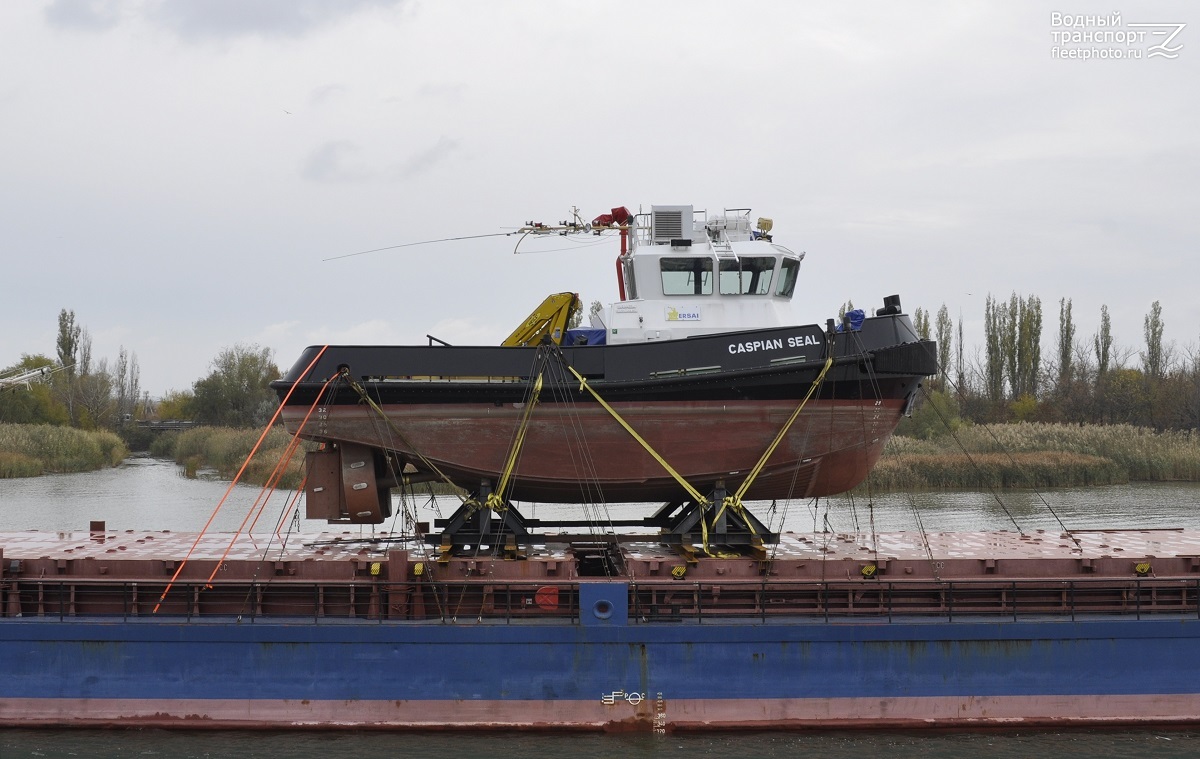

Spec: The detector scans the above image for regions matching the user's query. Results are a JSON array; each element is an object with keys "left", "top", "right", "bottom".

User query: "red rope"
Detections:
[
  {"left": 152, "top": 345, "right": 329, "bottom": 613},
  {"left": 244, "top": 373, "right": 332, "bottom": 532},
  {"left": 207, "top": 372, "right": 336, "bottom": 584}
]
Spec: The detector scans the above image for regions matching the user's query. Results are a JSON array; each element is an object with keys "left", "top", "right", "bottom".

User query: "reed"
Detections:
[
  {"left": 0, "top": 451, "right": 42, "bottom": 478},
  {"left": 866, "top": 452, "right": 1126, "bottom": 491},
  {"left": 867, "top": 422, "right": 1200, "bottom": 491},
  {"left": 157, "top": 426, "right": 466, "bottom": 495},
  {"left": 158, "top": 425, "right": 307, "bottom": 490},
  {"left": 0, "top": 423, "right": 128, "bottom": 477}
]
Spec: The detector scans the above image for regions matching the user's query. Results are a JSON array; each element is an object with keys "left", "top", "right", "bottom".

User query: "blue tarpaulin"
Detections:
[
  {"left": 835, "top": 309, "right": 865, "bottom": 332},
  {"left": 564, "top": 328, "right": 607, "bottom": 346}
]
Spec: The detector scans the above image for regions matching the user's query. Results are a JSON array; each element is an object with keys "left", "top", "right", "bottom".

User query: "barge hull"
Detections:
[{"left": 3, "top": 618, "right": 1200, "bottom": 730}]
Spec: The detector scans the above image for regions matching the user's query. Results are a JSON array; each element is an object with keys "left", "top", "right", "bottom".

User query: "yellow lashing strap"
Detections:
[
  {"left": 487, "top": 373, "right": 543, "bottom": 512},
  {"left": 710, "top": 353, "right": 835, "bottom": 537},
  {"left": 562, "top": 364, "right": 710, "bottom": 507},
  {"left": 346, "top": 368, "right": 546, "bottom": 517},
  {"left": 563, "top": 348, "right": 834, "bottom": 556}
]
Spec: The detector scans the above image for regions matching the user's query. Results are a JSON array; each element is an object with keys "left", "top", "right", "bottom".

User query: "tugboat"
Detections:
[{"left": 272, "top": 205, "right": 936, "bottom": 551}]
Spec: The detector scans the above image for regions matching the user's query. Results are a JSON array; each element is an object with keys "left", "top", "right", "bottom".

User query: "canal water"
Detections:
[
  {"left": 2, "top": 456, "right": 1200, "bottom": 758},
  {"left": 3, "top": 454, "right": 1199, "bottom": 536}
]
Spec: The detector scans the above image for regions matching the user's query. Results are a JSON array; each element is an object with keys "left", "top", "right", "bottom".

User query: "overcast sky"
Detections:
[{"left": 2, "top": 1, "right": 1196, "bottom": 395}]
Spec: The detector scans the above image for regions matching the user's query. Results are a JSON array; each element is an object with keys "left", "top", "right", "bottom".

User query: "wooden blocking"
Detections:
[
  {"left": 341, "top": 443, "right": 386, "bottom": 524},
  {"left": 305, "top": 444, "right": 389, "bottom": 524},
  {"left": 305, "top": 449, "right": 343, "bottom": 521}
]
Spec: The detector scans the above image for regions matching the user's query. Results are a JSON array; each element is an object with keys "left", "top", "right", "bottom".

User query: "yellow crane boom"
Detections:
[{"left": 501, "top": 292, "right": 581, "bottom": 347}]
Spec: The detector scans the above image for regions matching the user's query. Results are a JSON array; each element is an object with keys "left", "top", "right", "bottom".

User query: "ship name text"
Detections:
[{"left": 729, "top": 334, "right": 820, "bottom": 355}]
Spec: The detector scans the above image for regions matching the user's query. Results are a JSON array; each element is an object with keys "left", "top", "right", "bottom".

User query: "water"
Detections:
[
  {"left": 4, "top": 728, "right": 1200, "bottom": 759},
  {"left": 3, "top": 458, "right": 1200, "bottom": 757},
  {"left": 4, "top": 455, "right": 1198, "bottom": 537},
  {"left": 0, "top": 455, "right": 333, "bottom": 533}
]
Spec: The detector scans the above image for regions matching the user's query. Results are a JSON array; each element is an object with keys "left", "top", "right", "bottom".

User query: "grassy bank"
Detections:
[
  {"left": 150, "top": 425, "right": 306, "bottom": 490},
  {"left": 865, "top": 423, "right": 1200, "bottom": 492},
  {"left": 150, "top": 426, "right": 465, "bottom": 495},
  {"left": 0, "top": 423, "right": 128, "bottom": 477}
]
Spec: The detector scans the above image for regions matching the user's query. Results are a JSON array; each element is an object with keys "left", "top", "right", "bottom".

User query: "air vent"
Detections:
[{"left": 652, "top": 205, "right": 692, "bottom": 244}]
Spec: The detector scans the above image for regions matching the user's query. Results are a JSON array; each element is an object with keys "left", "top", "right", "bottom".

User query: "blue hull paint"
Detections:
[{"left": 3, "top": 617, "right": 1200, "bottom": 705}]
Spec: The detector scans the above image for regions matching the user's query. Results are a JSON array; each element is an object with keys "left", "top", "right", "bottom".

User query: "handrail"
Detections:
[{"left": 3, "top": 577, "right": 1198, "bottom": 625}]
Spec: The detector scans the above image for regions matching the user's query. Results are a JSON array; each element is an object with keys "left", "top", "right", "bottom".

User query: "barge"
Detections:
[
  {"left": 3, "top": 525, "right": 1200, "bottom": 728},
  {"left": 5, "top": 203, "right": 1195, "bottom": 730}
]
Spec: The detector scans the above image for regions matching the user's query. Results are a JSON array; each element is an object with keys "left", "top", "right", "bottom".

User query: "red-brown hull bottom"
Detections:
[{"left": 286, "top": 398, "right": 906, "bottom": 502}]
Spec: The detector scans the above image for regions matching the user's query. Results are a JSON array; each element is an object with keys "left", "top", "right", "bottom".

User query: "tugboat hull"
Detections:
[{"left": 273, "top": 320, "right": 935, "bottom": 504}]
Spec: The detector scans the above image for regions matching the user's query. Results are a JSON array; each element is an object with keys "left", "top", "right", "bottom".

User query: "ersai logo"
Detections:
[{"left": 666, "top": 306, "right": 701, "bottom": 322}]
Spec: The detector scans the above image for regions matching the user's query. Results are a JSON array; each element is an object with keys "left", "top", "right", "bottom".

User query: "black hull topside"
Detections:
[{"left": 274, "top": 314, "right": 935, "bottom": 408}]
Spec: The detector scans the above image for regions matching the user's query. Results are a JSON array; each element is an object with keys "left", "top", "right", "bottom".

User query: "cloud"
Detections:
[
  {"left": 415, "top": 82, "right": 468, "bottom": 101},
  {"left": 44, "top": 0, "right": 123, "bottom": 31},
  {"left": 254, "top": 320, "right": 301, "bottom": 344},
  {"left": 304, "top": 319, "right": 401, "bottom": 346},
  {"left": 391, "top": 136, "right": 460, "bottom": 180},
  {"left": 309, "top": 83, "right": 349, "bottom": 107},
  {"left": 151, "top": 0, "right": 405, "bottom": 41},
  {"left": 40, "top": 0, "right": 407, "bottom": 39},
  {"left": 302, "top": 140, "right": 372, "bottom": 182},
  {"left": 302, "top": 137, "right": 461, "bottom": 183},
  {"left": 423, "top": 317, "right": 502, "bottom": 347}
]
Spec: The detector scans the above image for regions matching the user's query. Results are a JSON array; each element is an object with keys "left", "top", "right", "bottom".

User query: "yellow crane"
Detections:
[{"left": 501, "top": 292, "right": 581, "bottom": 347}]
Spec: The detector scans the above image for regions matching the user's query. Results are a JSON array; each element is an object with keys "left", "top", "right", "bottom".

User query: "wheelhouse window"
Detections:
[
  {"left": 660, "top": 257, "right": 713, "bottom": 296},
  {"left": 719, "top": 257, "right": 775, "bottom": 295},
  {"left": 774, "top": 257, "right": 800, "bottom": 297}
]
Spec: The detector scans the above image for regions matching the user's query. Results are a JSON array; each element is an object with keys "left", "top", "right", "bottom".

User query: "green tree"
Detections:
[
  {"left": 896, "top": 389, "right": 962, "bottom": 439},
  {"left": 191, "top": 344, "right": 282, "bottom": 428},
  {"left": 934, "top": 304, "right": 952, "bottom": 389},
  {"left": 1142, "top": 300, "right": 1166, "bottom": 381},
  {"left": 56, "top": 309, "right": 80, "bottom": 374},
  {"left": 1055, "top": 297, "right": 1076, "bottom": 395},
  {"left": 984, "top": 294, "right": 1005, "bottom": 402},
  {"left": 1094, "top": 304, "right": 1112, "bottom": 377},
  {"left": 55, "top": 309, "right": 81, "bottom": 424},
  {"left": 1016, "top": 294, "right": 1042, "bottom": 399},
  {"left": 0, "top": 355, "right": 69, "bottom": 425},
  {"left": 1002, "top": 294, "right": 1019, "bottom": 399},
  {"left": 113, "top": 347, "right": 140, "bottom": 426},
  {"left": 913, "top": 307, "right": 931, "bottom": 340},
  {"left": 156, "top": 389, "right": 195, "bottom": 420},
  {"left": 75, "top": 359, "right": 115, "bottom": 430},
  {"left": 955, "top": 313, "right": 966, "bottom": 393},
  {"left": 1102, "top": 368, "right": 1149, "bottom": 425}
]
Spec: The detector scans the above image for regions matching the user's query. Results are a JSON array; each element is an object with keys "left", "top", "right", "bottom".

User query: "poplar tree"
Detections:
[
  {"left": 55, "top": 309, "right": 81, "bottom": 424},
  {"left": 913, "top": 307, "right": 931, "bottom": 340},
  {"left": 984, "top": 295, "right": 1005, "bottom": 402},
  {"left": 955, "top": 314, "right": 965, "bottom": 392},
  {"left": 1142, "top": 300, "right": 1165, "bottom": 380},
  {"left": 1094, "top": 305, "right": 1112, "bottom": 377},
  {"left": 56, "top": 309, "right": 80, "bottom": 373},
  {"left": 1002, "top": 294, "right": 1019, "bottom": 398},
  {"left": 1056, "top": 297, "right": 1075, "bottom": 394},
  {"left": 935, "top": 304, "right": 952, "bottom": 388},
  {"left": 1016, "top": 294, "right": 1042, "bottom": 399}
]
